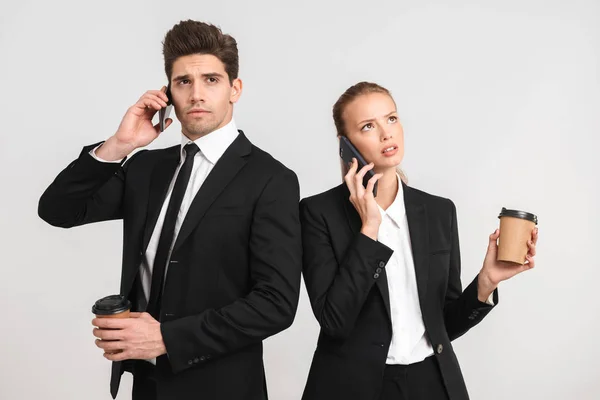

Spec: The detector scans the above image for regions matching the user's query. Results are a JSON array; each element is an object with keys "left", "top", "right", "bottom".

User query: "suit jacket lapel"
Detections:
[
  {"left": 340, "top": 184, "right": 392, "bottom": 323},
  {"left": 403, "top": 181, "right": 430, "bottom": 307},
  {"left": 142, "top": 146, "right": 180, "bottom": 253},
  {"left": 172, "top": 131, "right": 251, "bottom": 253}
]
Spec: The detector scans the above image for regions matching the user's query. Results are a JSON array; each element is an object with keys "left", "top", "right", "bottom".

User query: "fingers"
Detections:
[
  {"left": 149, "top": 88, "right": 170, "bottom": 104},
  {"left": 95, "top": 338, "right": 126, "bottom": 352},
  {"left": 365, "top": 173, "right": 383, "bottom": 196},
  {"left": 129, "top": 312, "right": 154, "bottom": 320},
  {"left": 354, "top": 162, "right": 374, "bottom": 198},
  {"left": 355, "top": 162, "right": 374, "bottom": 183},
  {"left": 489, "top": 228, "right": 500, "bottom": 241},
  {"left": 142, "top": 96, "right": 168, "bottom": 111},
  {"left": 93, "top": 328, "right": 125, "bottom": 341},
  {"left": 153, "top": 118, "right": 173, "bottom": 134},
  {"left": 92, "top": 317, "right": 130, "bottom": 330},
  {"left": 525, "top": 236, "right": 536, "bottom": 268},
  {"left": 487, "top": 229, "right": 499, "bottom": 253},
  {"left": 525, "top": 254, "right": 535, "bottom": 269},
  {"left": 526, "top": 227, "right": 537, "bottom": 269},
  {"left": 104, "top": 349, "right": 130, "bottom": 361},
  {"left": 137, "top": 91, "right": 169, "bottom": 111},
  {"left": 527, "top": 239, "right": 536, "bottom": 257},
  {"left": 532, "top": 227, "right": 539, "bottom": 245}
]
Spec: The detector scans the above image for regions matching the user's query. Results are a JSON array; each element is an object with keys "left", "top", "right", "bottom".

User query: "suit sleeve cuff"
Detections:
[
  {"left": 464, "top": 275, "right": 499, "bottom": 310},
  {"left": 160, "top": 317, "right": 214, "bottom": 375},
  {"left": 485, "top": 292, "right": 495, "bottom": 306},
  {"left": 88, "top": 142, "right": 126, "bottom": 163},
  {"left": 352, "top": 232, "right": 394, "bottom": 272}
]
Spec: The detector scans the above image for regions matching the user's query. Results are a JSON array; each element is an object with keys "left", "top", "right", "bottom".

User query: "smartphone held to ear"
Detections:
[
  {"left": 339, "top": 136, "right": 378, "bottom": 197},
  {"left": 159, "top": 84, "right": 173, "bottom": 132}
]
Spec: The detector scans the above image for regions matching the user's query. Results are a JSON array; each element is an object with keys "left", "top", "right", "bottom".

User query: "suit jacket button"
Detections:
[
  {"left": 200, "top": 356, "right": 206, "bottom": 361},
  {"left": 376, "top": 267, "right": 382, "bottom": 273},
  {"left": 437, "top": 344, "right": 443, "bottom": 354},
  {"left": 193, "top": 357, "right": 200, "bottom": 363},
  {"left": 188, "top": 360, "right": 194, "bottom": 365},
  {"left": 378, "top": 261, "right": 386, "bottom": 268},
  {"left": 374, "top": 273, "right": 380, "bottom": 279}
]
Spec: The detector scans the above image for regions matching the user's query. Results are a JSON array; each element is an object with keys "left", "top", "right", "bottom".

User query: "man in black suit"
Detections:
[{"left": 38, "top": 20, "right": 302, "bottom": 400}]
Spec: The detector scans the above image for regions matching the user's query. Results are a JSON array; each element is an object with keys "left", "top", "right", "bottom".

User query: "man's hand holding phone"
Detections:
[{"left": 96, "top": 87, "right": 173, "bottom": 161}]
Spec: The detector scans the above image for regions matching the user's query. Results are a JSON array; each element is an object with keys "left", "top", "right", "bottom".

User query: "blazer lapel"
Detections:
[
  {"left": 403, "top": 182, "right": 430, "bottom": 307},
  {"left": 340, "top": 184, "right": 392, "bottom": 323},
  {"left": 172, "top": 131, "right": 252, "bottom": 253},
  {"left": 142, "top": 146, "right": 180, "bottom": 253}
]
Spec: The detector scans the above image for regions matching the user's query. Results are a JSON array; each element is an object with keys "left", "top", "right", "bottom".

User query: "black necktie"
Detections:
[
  {"left": 110, "top": 143, "right": 200, "bottom": 399},
  {"left": 146, "top": 142, "right": 200, "bottom": 319}
]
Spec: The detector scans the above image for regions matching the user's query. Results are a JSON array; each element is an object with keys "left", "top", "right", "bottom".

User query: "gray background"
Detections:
[{"left": 1, "top": 0, "right": 599, "bottom": 399}]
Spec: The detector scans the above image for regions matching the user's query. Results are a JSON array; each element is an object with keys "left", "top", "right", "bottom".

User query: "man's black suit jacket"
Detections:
[{"left": 38, "top": 131, "right": 302, "bottom": 400}]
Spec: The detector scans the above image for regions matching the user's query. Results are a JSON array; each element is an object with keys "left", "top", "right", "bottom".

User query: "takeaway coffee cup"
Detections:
[
  {"left": 92, "top": 295, "right": 131, "bottom": 354},
  {"left": 497, "top": 207, "right": 538, "bottom": 264}
]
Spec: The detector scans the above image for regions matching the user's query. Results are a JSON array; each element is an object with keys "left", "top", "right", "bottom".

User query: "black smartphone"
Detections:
[
  {"left": 159, "top": 84, "right": 173, "bottom": 132},
  {"left": 339, "top": 136, "right": 377, "bottom": 197}
]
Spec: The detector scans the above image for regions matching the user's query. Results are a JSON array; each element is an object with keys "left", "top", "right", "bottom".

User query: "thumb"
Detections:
[
  {"left": 488, "top": 229, "right": 499, "bottom": 251},
  {"left": 129, "top": 312, "right": 143, "bottom": 318}
]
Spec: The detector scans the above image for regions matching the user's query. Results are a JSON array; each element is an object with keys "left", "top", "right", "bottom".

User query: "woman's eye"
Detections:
[{"left": 361, "top": 123, "right": 374, "bottom": 131}]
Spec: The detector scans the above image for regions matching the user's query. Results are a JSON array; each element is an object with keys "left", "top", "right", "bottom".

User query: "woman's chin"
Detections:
[
  {"left": 375, "top": 156, "right": 402, "bottom": 170},
  {"left": 374, "top": 164, "right": 399, "bottom": 174}
]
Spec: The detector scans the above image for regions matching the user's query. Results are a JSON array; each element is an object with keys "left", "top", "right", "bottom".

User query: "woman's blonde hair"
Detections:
[{"left": 333, "top": 81, "right": 408, "bottom": 184}]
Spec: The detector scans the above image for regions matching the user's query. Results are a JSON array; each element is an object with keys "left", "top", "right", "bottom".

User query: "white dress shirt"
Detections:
[
  {"left": 91, "top": 119, "right": 240, "bottom": 364},
  {"left": 377, "top": 175, "right": 493, "bottom": 365}
]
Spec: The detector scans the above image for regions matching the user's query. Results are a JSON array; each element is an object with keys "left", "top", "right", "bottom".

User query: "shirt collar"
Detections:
[
  {"left": 180, "top": 118, "right": 239, "bottom": 165},
  {"left": 379, "top": 174, "right": 406, "bottom": 227}
]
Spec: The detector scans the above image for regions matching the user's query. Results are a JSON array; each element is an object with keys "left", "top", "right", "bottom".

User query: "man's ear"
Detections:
[{"left": 230, "top": 78, "right": 243, "bottom": 103}]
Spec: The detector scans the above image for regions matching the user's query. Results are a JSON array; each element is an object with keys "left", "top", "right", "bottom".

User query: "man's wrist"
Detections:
[{"left": 95, "top": 136, "right": 135, "bottom": 161}]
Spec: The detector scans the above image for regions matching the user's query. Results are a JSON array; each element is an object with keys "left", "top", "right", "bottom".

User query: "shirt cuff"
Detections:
[
  {"left": 89, "top": 143, "right": 123, "bottom": 163},
  {"left": 485, "top": 292, "right": 495, "bottom": 306}
]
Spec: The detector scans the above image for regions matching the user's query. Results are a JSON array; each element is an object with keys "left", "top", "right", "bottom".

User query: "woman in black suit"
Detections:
[{"left": 300, "top": 82, "right": 538, "bottom": 400}]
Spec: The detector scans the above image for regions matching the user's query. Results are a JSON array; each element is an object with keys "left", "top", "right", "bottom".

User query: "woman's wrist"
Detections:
[
  {"left": 477, "top": 271, "right": 497, "bottom": 303},
  {"left": 360, "top": 223, "right": 380, "bottom": 241}
]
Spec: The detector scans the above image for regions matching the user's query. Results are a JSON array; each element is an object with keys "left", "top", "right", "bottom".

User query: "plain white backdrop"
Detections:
[{"left": 1, "top": 0, "right": 599, "bottom": 399}]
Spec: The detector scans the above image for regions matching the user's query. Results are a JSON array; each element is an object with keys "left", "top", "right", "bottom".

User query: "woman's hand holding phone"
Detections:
[
  {"left": 96, "top": 87, "right": 173, "bottom": 161},
  {"left": 344, "top": 158, "right": 383, "bottom": 241}
]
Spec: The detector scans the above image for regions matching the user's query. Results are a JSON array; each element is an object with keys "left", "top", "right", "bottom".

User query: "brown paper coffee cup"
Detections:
[
  {"left": 497, "top": 208, "right": 538, "bottom": 264},
  {"left": 92, "top": 295, "right": 132, "bottom": 354}
]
